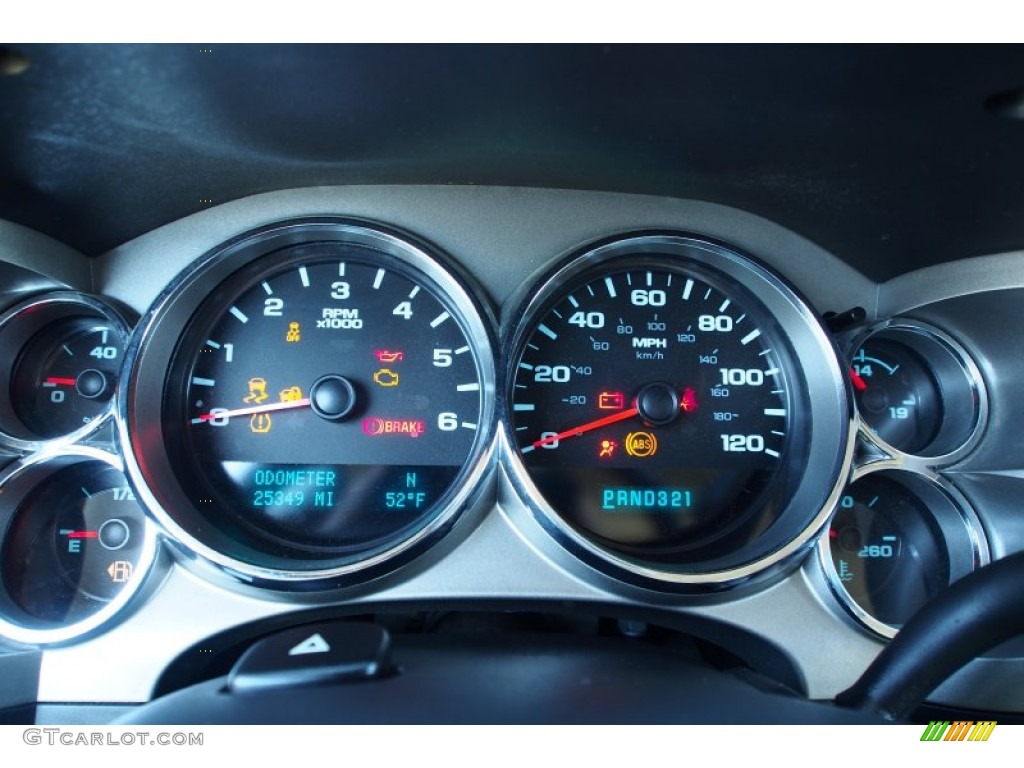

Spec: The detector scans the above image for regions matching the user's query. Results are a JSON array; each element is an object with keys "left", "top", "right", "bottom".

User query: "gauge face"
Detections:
[
  {"left": 848, "top": 322, "right": 986, "bottom": 461},
  {"left": 10, "top": 318, "right": 123, "bottom": 439},
  {"left": 827, "top": 475, "right": 949, "bottom": 627},
  {"left": 1, "top": 461, "right": 149, "bottom": 626},
  {"left": 0, "top": 294, "right": 129, "bottom": 449},
  {"left": 123, "top": 221, "right": 495, "bottom": 582},
  {"left": 506, "top": 235, "right": 851, "bottom": 582},
  {"left": 851, "top": 339, "right": 942, "bottom": 454}
]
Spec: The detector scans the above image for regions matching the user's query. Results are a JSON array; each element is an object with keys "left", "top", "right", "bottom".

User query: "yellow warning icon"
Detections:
[
  {"left": 250, "top": 413, "right": 272, "bottom": 434},
  {"left": 373, "top": 368, "right": 400, "bottom": 388},
  {"left": 243, "top": 377, "right": 269, "bottom": 404},
  {"left": 625, "top": 431, "right": 658, "bottom": 458},
  {"left": 279, "top": 386, "right": 303, "bottom": 402},
  {"left": 286, "top": 322, "right": 301, "bottom": 343}
]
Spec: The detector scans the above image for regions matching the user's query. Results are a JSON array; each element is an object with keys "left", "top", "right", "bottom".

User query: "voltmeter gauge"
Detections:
[
  {"left": 848, "top": 321, "right": 986, "bottom": 462},
  {"left": 121, "top": 220, "right": 496, "bottom": 586},
  {"left": 503, "top": 234, "right": 853, "bottom": 588}
]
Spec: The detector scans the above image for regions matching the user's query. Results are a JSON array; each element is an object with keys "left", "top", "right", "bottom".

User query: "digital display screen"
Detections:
[
  {"left": 601, "top": 487, "right": 693, "bottom": 512},
  {"left": 212, "top": 461, "right": 459, "bottom": 552}
]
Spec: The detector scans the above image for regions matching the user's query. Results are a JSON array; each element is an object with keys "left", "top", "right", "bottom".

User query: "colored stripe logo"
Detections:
[{"left": 920, "top": 720, "right": 997, "bottom": 741}]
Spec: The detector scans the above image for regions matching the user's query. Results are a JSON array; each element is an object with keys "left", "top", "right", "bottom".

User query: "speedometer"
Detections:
[
  {"left": 121, "top": 220, "right": 496, "bottom": 586},
  {"left": 503, "top": 234, "right": 853, "bottom": 587}
]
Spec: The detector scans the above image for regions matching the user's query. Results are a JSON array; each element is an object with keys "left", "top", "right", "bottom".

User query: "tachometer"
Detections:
[
  {"left": 503, "top": 234, "right": 853, "bottom": 587},
  {"left": 121, "top": 220, "right": 496, "bottom": 586}
]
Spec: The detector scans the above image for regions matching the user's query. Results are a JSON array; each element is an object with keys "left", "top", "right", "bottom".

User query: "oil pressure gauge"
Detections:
[{"left": 0, "top": 293, "right": 129, "bottom": 450}]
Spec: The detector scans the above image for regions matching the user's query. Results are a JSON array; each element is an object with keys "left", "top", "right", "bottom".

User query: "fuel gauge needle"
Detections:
[
  {"left": 191, "top": 398, "right": 311, "bottom": 424},
  {"left": 529, "top": 406, "right": 640, "bottom": 451}
]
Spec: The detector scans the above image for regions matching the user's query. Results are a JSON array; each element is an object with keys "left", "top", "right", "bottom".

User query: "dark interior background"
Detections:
[{"left": 2, "top": 44, "right": 1023, "bottom": 279}]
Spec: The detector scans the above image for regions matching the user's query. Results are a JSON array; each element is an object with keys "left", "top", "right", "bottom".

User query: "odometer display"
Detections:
[{"left": 506, "top": 235, "right": 851, "bottom": 583}]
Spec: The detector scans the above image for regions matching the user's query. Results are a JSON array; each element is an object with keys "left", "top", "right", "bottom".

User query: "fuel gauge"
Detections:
[{"left": 0, "top": 450, "right": 158, "bottom": 644}]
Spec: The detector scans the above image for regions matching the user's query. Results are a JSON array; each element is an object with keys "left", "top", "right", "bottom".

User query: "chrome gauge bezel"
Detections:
[
  {"left": 0, "top": 447, "right": 160, "bottom": 646},
  {"left": 0, "top": 292, "right": 131, "bottom": 453},
  {"left": 118, "top": 218, "right": 498, "bottom": 589},
  {"left": 500, "top": 233, "right": 855, "bottom": 590},
  {"left": 847, "top": 318, "right": 988, "bottom": 468},
  {"left": 817, "top": 465, "right": 989, "bottom": 639}
]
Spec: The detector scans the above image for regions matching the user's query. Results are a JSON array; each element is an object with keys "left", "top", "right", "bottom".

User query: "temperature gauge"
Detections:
[{"left": 820, "top": 471, "right": 987, "bottom": 637}]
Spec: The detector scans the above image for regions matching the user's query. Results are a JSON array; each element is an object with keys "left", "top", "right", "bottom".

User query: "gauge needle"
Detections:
[
  {"left": 45, "top": 377, "right": 77, "bottom": 386},
  {"left": 849, "top": 368, "right": 868, "bottom": 392},
  {"left": 192, "top": 398, "right": 311, "bottom": 424},
  {"left": 65, "top": 530, "right": 99, "bottom": 539},
  {"left": 531, "top": 406, "right": 640, "bottom": 449}
]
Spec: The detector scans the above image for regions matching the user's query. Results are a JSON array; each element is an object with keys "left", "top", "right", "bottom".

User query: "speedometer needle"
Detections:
[
  {"left": 192, "top": 398, "right": 311, "bottom": 424},
  {"left": 532, "top": 406, "right": 640, "bottom": 449}
]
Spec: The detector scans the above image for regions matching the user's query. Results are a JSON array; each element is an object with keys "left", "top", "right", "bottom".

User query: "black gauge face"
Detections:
[
  {"left": 827, "top": 475, "right": 949, "bottom": 628},
  {"left": 510, "top": 256, "right": 807, "bottom": 568},
  {"left": 10, "top": 318, "right": 123, "bottom": 439},
  {"left": 1, "top": 462, "right": 147, "bottom": 625},
  {"left": 851, "top": 339, "right": 942, "bottom": 453},
  {"left": 163, "top": 245, "right": 485, "bottom": 564}
]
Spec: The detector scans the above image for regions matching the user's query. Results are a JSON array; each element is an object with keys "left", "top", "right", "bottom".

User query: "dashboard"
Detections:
[{"left": 2, "top": 44, "right": 1024, "bottom": 725}]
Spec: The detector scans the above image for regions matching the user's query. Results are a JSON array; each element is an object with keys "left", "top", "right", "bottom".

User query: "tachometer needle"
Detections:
[
  {"left": 532, "top": 406, "right": 640, "bottom": 449},
  {"left": 192, "top": 398, "right": 311, "bottom": 424},
  {"left": 45, "top": 376, "right": 78, "bottom": 386}
]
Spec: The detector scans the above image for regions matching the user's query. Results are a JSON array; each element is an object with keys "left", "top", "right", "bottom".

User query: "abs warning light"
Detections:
[{"left": 362, "top": 417, "right": 426, "bottom": 438}]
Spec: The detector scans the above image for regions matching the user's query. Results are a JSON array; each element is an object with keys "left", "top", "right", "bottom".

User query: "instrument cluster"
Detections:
[{"left": 0, "top": 187, "right": 1015, "bottom": 713}]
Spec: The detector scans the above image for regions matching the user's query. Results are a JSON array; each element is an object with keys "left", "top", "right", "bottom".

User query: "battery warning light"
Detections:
[
  {"left": 375, "top": 349, "right": 405, "bottom": 363},
  {"left": 598, "top": 391, "right": 625, "bottom": 410}
]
